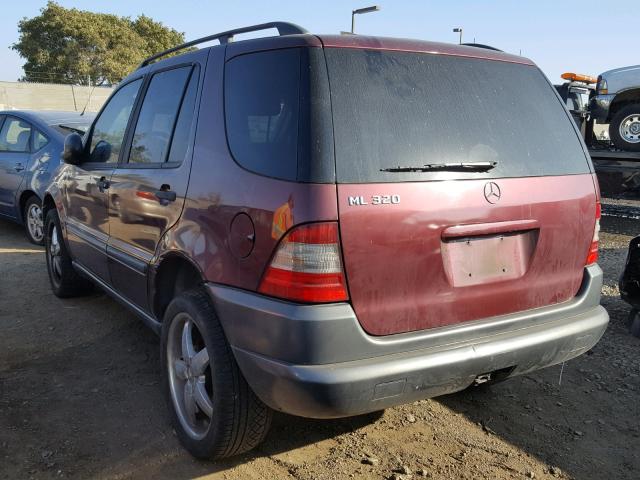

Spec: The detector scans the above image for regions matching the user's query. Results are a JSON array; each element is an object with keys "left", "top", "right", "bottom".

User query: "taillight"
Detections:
[
  {"left": 586, "top": 202, "right": 601, "bottom": 265},
  {"left": 259, "top": 222, "right": 349, "bottom": 303}
]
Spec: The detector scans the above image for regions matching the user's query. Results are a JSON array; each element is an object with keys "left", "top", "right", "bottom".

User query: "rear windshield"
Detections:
[{"left": 325, "top": 48, "right": 591, "bottom": 183}]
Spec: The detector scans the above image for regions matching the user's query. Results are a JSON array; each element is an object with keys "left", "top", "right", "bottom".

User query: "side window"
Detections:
[
  {"left": 167, "top": 67, "right": 199, "bottom": 164},
  {"left": 129, "top": 66, "right": 192, "bottom": 165},
  {"left": 224, "top": 49, "right": 301, "bottom": 180},
  {"left": 0, "top": 118, "right": 32, "bottom": 153},
  {"left": 33, "top": 131, "right": 49, "bottom": 151},
  {"left": 89, "top": 79, "right": 142, "bottom": 163}
]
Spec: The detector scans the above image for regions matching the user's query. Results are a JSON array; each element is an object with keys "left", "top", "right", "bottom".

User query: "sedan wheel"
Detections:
[{"left": 24, "top": 196, "right": 44, "bottom": 245}]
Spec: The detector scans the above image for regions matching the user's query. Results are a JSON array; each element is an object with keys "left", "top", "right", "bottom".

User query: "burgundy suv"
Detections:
[{"left": 43, "top": 22, "right": 608, "bottom": 459}]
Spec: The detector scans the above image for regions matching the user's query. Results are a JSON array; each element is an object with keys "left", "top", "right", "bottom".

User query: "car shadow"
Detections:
[
  {"left": 0, "top": 217, "right": 383, "bottom": 479},
  {"left": 1, "top": 319, "right": 383, "bottom": 479},
  {"left": 435, "top": 215, "right": 640, "bottom": 480}
]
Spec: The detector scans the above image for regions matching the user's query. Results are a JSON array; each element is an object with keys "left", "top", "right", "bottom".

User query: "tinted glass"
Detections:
[
  {"left": 90, "top": 79, "right": 142, "bottom": 163},
  {"left": 33, "top": 131, "right": 49, "bottom": 150},
  {"left": 129, "top": 67, "right": 192, "bottom": 164},
  {"left": 166, "top": 67, "right": 199, "bottom": 165},
  {"left": 225, "top": 49, "right": 300, "bottom": 180},
  {"left": 0, "top": 118, "right": 31, "bottom": 152},
  {"left": 325, "top": 49, "right": 591, "bottom": 183}
]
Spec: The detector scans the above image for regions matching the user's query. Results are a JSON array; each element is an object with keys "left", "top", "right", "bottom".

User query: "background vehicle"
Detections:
[
  {"left": 554, "top": 72, "right": 594, "bottom": 129},
  {"left": 0, "top": 110, "right": 93, "bottom": 243},
  {"left": 43, "top": 23, "right": 608, "bottom": 459},
  {"left": 590, "top": 65, "right": 640, "bottom": 152},
  {"left": 553, "top": 72, "right": 640, "bottom": 198},
  {"left": 619, "top": 235, "right": 640, "bottom": 337}
]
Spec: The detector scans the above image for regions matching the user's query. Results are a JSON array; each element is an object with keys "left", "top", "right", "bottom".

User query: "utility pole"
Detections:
[
  {"left": 453, "top": 27, "right": 463, "bottom": 45},
  {"left": 351, "top": 6, "right": 380, "bottom": 34}
]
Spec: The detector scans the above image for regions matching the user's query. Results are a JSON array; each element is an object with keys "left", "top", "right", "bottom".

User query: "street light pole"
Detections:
[
  {"left": 351, "top": 5, "right": 380, "bottom": 34},
  {"left": 453, "top": 27, "right": 463, "bottom": 45}
]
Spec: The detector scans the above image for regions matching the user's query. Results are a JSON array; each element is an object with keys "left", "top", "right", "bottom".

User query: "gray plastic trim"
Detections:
[
  {"left": 231, "top": 303, "right": 608, "bottom": 418},
  {"left": 207, "top": 265, "right": 604, "bottom": 365}
]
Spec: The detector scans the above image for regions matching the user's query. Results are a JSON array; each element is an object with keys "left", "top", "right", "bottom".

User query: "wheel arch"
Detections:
[
  {"left": 151, "top": 252, "right": 207, "bottom": 322},
  {"left": 42, "top": 194, "right": 57, "bottom": 222},
  {"left": 18, "top": 190, "right": 40, "bottom": 223},
  {"left": 609, "top": 89, "right": 640, "bottom": 121}
]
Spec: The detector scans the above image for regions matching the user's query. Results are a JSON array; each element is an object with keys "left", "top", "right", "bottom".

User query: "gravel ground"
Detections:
[{"left": 0, "top": 212, "right": 638, "bottom": 480}]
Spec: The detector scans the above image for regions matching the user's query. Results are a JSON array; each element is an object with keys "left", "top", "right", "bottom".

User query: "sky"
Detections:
[{"left": 0, "top": 1, "right": 634, "bottom": 84}]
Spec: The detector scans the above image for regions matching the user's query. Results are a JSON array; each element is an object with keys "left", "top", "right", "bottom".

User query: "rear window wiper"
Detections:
[{"left": 380, "top": 161, "right": 498, "bottom": 173}]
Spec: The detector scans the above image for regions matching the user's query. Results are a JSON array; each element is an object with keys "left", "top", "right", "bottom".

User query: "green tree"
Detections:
[{"left": 12, "top": 1, "right": 186, "bottom": 85}]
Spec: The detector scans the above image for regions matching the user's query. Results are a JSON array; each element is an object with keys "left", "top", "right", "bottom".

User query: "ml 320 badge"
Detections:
[{"left": 348, "top": 195, "right": 401, "bottom": 206}]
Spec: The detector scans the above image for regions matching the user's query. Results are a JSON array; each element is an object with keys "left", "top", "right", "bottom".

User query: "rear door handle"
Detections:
[
  {"left": 96, "top": 176, "right": 111, "bottom": 193},
  {"left": 14, "top": 163, "right": 25, "bottom": 172}
]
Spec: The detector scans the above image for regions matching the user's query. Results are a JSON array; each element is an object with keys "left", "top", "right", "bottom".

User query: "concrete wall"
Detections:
[{"left": 0, "top": 81, "right": 113, "bottom": 113}]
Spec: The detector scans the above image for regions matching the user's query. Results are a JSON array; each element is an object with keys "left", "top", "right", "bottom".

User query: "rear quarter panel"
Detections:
[{"left": 156, "top": 45, "right": 339, "bottom": 291}]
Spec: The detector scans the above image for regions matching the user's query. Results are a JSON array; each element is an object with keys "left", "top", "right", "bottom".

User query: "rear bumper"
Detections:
[{"left": 206, "top": 265, "right": 608, "bottom": 418}]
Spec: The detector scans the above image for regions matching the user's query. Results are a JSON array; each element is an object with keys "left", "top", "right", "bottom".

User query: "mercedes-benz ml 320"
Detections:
[{"left": 43, "top": 23, "right": 608, "bottom": 459}]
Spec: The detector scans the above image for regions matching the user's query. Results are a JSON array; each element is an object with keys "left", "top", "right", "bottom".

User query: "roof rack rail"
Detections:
[
  {"left": 461, "top": 42, "right": 503, "bottom": 52},
  {"left": 138, "top": 21, "right": 308, "bottom": 69}
]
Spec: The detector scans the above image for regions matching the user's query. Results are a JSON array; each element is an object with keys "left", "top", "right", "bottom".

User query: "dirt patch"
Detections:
[{"left": 0, "top": 216, "right": 638, "bottom": 480}]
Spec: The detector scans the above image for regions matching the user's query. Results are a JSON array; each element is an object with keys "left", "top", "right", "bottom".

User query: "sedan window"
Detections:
[
  {"left": 33, "top": 131, "right": 49, "bottom": 151},
  {"left": 0, "top": 118, "right": 32, "bottom": 153}
]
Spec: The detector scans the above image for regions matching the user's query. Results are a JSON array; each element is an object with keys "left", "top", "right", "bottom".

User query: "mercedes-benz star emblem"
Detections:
[{"left": 483, "top": 182, "right": 501, "bottom": 204}]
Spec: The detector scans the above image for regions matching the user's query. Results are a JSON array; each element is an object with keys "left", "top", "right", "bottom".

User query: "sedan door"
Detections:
[
  {"left": 107, "top": 64, "right": 201, "bottom": 309},
  {"left": 62, "top": 79, "right": 143, "bottom": 282},
  {"left": 0, "top": 116, "right": 32, "bottom": 218}
]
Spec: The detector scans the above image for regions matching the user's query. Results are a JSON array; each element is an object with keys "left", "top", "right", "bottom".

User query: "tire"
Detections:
[
  {"left": 609, "top": 103, "right": 640, "bottom": 152},
  {"left": 630, "top": 313, "right": 640, "bottom": 338},
  {"left": 23, "top": 195, "right": 44, "bottom": 245},
  {"left": 161, "top": 289, "right": 272, "bottom": 459},
  {"left": 44, "top": 209, "right": 92, "bottom": 297}
]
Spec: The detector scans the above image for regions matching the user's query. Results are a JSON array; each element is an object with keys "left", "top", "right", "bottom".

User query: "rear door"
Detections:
[
  {"left": 107, "top": 61, "right": 201, "bottom": 309},
  {"left": 325, "top": 48, "right": 597, "bottom": 336},
  {"left": 0, "top": 116, "right": 31, "bottom": 218},
  {"left": 63, "top": 79, "right": 142, "bottom": 281}
]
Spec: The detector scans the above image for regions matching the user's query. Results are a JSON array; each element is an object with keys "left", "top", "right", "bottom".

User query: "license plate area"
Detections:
[{"left": 441, "top": 231, "right": 538, "bottom": 287}]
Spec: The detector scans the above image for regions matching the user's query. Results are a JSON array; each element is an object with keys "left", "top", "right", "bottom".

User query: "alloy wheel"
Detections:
[
  {"left": 167, "top": 313, "right": 214, "bottom": 440},
  {"left": 27, "top": 204, "right": 44, "bottom": 243},
  {"left": 48, "top": 225, "right": 63, "bottom": 280}
]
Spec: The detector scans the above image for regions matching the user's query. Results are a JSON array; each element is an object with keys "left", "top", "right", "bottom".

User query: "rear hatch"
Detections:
[{"left": 324, "top": 47, "right": 597, "bottom": 336}]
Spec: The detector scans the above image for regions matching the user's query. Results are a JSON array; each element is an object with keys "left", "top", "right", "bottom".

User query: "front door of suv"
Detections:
[
  {"left": 63, "top": 79, "right": 142, "bottom": 281},
  {"left": 107, "top": 64, "right": 201, "bottom": 309}
]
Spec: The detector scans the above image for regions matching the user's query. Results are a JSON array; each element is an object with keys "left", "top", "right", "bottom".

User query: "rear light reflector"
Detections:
[
  {"left": 586, "top": 202, "right": 601, "bottom": 265},
  {"left": 259, "top": 222, "right": 349, "bottom": 303}
]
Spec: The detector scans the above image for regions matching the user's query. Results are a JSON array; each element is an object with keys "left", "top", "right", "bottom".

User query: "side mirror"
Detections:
[
  {"left": 91, "top": 140, "right": 112, "bottom": 163},
  {"left": 62, "top": 133, "right": 85, "bottom": 165}
]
